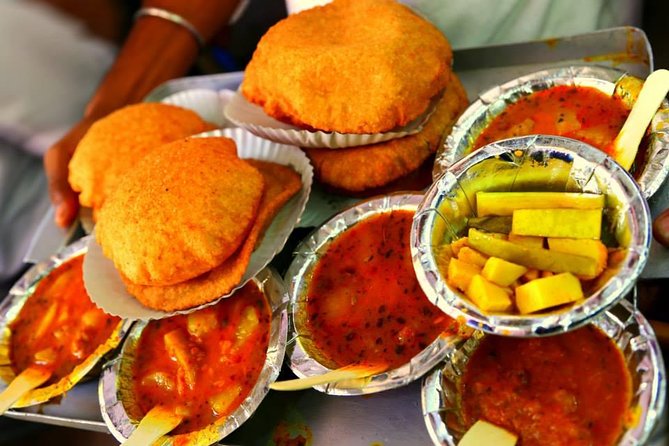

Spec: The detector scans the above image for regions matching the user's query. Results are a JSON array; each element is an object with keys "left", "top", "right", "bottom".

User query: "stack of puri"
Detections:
[
  {"left": 68, "top": 104, "right": 301, "bottom": 312},
  {"left": 94, "top": 137, "right": 301, "bottom": 312},
  {"left": 241, "top": 0, "right": 468, "bottom": 194},
  {"left": 68, "top": 103, "right": 215, "bottom": 216}
]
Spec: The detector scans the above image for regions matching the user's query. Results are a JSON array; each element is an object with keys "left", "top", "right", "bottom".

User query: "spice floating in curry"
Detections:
[
  {"left": 460, "top": 325, "right": 632, "bottom": 446},
  {"left": 9, "top": 255, "right": 121, "bottom": 386},
  {"left": 305, "top": 210, "right": 459, "bottom": 369},
  {"left": 472, "top": 85, "right": 631, "bottom": 155},
  {"left": 131, "top": 282, "right": 271, "bottom": 435}
]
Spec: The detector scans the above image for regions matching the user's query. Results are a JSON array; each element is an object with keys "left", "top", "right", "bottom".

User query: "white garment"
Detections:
[
  {"left": 285, "top": 0, "right": 642, "bottom": 48},
  {"left": 0, "top": 1, "right": 115, "bottom": 281},
  {"left": 0, "top": 1, "right": 116, "bottom": 154}
]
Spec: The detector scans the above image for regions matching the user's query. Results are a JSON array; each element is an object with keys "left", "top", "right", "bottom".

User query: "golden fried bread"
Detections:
[
  {"left": 242, "top": 0, "right": 452, "bottom": 134},
  {"left": 96, "top": 137, "right": 264, "bottom": 287},
  {"left": 68, "top": 103, "right": 214, "bottom": 211},
  {"left": 123, "top": 161, "right": 302, "bottom": 311},
  {"left": 304, "top": 73, "right": 468, "bottom": 192}
]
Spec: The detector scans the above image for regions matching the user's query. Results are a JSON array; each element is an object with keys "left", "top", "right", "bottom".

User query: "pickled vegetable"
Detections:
[{"left": 476, "top": 192, "right": 604, "bottom": 216}]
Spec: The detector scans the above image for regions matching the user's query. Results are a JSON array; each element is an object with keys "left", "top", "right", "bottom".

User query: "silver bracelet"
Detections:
[{"left": 134, "top": 7, "right": 206, "bottom": 48}]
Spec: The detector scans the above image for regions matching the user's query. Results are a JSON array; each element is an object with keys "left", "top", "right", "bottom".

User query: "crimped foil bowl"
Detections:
[
  {"left": 412, "top": 135, "right": 650, "bottom": 337},
  {"left": 285, "top": 194, "right": 469, "bottom": 395},
  {"left": 421, "top": 298, "right": 666, "bottom": 446},
  {"left": 99, "top": 268, "right": 288, "bottom": 445},
  {"left": 434, "top": 65, "right": 669, "bottom": 198}
]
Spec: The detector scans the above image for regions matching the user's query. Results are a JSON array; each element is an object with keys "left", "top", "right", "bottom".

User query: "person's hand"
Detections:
[
  {"left": 43, "top": 117, "right": 94, "bottom": 228},
  {"left": 653, "top": 208, "right": 669, "bottom": 248}
]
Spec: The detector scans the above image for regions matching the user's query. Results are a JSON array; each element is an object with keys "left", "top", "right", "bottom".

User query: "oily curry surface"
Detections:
[
  {"left": 132, "top": 282, "right": 270, "bottom": 435},
  {"left": 305, "top": 210, "right": 458, "bottom": 369},
  {"left": 473, "top": 85, "right": 630, "bottom": 155},
  {"left": 460, "top": 325, "right": 632, "bottom": 446},
  {"left": 9, "top": 255, "right": 120, "bottom": 385}
]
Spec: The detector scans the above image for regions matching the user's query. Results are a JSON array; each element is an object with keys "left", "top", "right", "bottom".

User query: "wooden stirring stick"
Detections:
[
  {"left": 123, "top": 405, "right": 183, "bottom": 446},
  {"left": 270, "top": 363, "right": 388, "bottom": 391},
  {"left": 0, "top": 367, "right": 52, "bottom": 414},
  {"left": 612, "top": 69, "right": 669, "bottom": 170}
]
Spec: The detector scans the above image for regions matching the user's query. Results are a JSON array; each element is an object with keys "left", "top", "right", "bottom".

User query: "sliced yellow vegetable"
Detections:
[
  {"left": 515, "top": 272, "right": 584, "bottom": 314},
  {"left": 447, "top": 257, "right": 482, "bottom": 292},
  {"left": 482, "top": 257, "right": 528, "bottom": 287},
  {"left": 270, "top": 363, "right": 388, "bottom": 391},
  {"left": 459, "top": 420, "right": 518, "bottom": 446},
  {"left": 507, "top": 234, "right": 544, "bottom": 249},
  {"left": 163, "top": 330, "right": 196, "bottom": 391},
  {"left": 468, "top": 229, "right": 598, "bottom": 277},
  {"left": 611, "top": 69, "right": 669, "bottom": 170},
  {"left": 123, "top": 405, "right": 183, "bottom": 446},
  {"left": 476, "top": 192, "right": 604, "bottom": 216},
  {"left": 186, "top": 311, "right": 218, "bottom": 338},
  {"left": 457, "top": 246, "right": 488, "bottom": 268},
  {"left": 512, "top": 209, "right": 602, "bottom": 239},
  {"left": 450, "top": 237, "right": 469, "bottom": 257},
  {"left": 548, "top": 238, "right": 608, "bottom": 275},
  {"left": 0, "top": 367, "right": 52, "bottom": 415},
  {"left": 466, "top": 275, "right": 513, "bottom": 313}
]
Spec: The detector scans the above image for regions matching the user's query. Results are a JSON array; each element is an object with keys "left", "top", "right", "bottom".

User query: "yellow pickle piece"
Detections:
[
  {"left": 459, "top": 420, "right": 518, "bottom": 446},
  {"left": 466, "top": 275, "right": 513, "bottom": 313},
  {"left": 507, "top": 234, "right": 544, "bottom": 249},
  {"left": 547, "top": 238, "right": 608, "bottom": 275},
  {"left": 512, "top": 208, "right": 602, "bottom": 239},
  {"left": 457, "top": 246, "right": 489, "bottom": 268},
  {"left": 515, "top": 272, "right": 584, "bottom": 314},
  {"left": 447, "top": 257, "right": 482, "bottom": 292},
  {"left": 482, "top": 257, "right": 528, "bottom": 287},
  {"left": 476, "top": 191, "right": 604, "bottom": 216},
  {"left": 467, "top": 228, "right": 598, "bottom": 277}
]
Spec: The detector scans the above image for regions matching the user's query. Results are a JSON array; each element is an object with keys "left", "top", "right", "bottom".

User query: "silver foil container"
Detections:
[
  {"left": 285, "top": 194, "right": 468, "bottom": 396},
  {"left": 99, "top": 267, "right": 288, "bottom": 444},
  {"left": 412, "top": 136, "right": 651, "bottom": 337},
  {"left": 434, "top": 65, "right": 669, "bottom": 198},
  {"left": 421, "top": 298, "right": 667, "bottom": 446},
  {"left": 0, "top": 236, "right": 132, "bottom": 407}
]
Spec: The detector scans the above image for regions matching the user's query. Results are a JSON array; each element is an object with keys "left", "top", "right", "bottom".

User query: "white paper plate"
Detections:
[
  {"left": 223, "top": 90, "right": 438, "bottom": 148},
  {"left": 160, "top": 88, "right": 231, "bottom": 128},
  {"left": 83, "top": 127, "right": 312, "bottom": 320},
  {"left": 160, "top": 87, "right": 362, "bottom": 227}
]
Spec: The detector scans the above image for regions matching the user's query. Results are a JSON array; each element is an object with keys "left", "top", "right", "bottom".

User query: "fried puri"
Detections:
[
  {"left": 122, "top": 161, "right": 302, "bottom": 311},
  {"left": 96, "top": 137, "right": 264, "bottom": 287},
  {"left": 241, "top": 0, "right": 452, "bottom": 134},
  {"left": 304, "top": 73, "right": 468, "bottom": 193},
  {"left": 68, "top": 103, "right": 214, "bottom": 211}
]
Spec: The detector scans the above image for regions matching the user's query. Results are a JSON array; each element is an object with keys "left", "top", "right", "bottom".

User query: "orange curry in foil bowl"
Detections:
[
  {"left": 421, "top": 300, "right": 666, "bottom": 446},
  {"left": 0, "top": 237, "right": 129, "bottom": 410},
  {"left": 284, "top": 194, "right": 469, "bottom": 395},
  {"left": 436, "top": 65, "right": 669, "bottom": 198},
  {"left": 99, "top": 268, "right": 288, "bottom": 445}
]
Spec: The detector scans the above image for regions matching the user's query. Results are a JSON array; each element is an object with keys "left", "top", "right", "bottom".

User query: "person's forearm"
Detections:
[{"left": 85, "top": 0, "right": 240, "bottom": 120}]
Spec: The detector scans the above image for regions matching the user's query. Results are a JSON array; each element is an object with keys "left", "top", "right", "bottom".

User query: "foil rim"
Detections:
[
  {"left": 435, "top": 64, "right": 669, "bottom": 198},
  {"left": 285, "top": 193, "right": 467, "bottom": 396},
  {"left": 420, "top": 298, "right": 667, "bottom": 446},
  {"left": 413, "top": 135, "right": 651, "bottom": 337},
  {"left": 0, "top": 235, "right": 132, "bottom": 407},
  {"left": 98, "top": 267, "right": 289, "bottom": 444}
]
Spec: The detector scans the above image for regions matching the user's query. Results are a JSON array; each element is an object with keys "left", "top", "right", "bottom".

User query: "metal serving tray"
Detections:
[{"left": 14, "top": 26, "right": 668, "bottom": 445}]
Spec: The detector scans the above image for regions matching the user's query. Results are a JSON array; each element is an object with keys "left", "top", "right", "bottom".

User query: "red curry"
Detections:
[
  {"left": 132, "top": 282, "right": 270, "bottom": 435},
  {"left": 305, "top": 210, "right": 458, "bottom": 369},
  {"left": 9, "top": 255, "right": 120, "bottom": 385},
  {"left": 461, "top": 325, "right": 632, "bottom": 446},
  {"left": 472, "top": 85, "right": 630, "bottom": 155}
]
